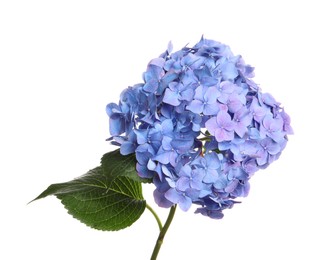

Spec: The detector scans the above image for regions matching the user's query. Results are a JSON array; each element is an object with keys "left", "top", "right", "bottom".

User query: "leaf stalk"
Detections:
[{"left": 146, "top": 203, "right": 163, "bottom": 231}]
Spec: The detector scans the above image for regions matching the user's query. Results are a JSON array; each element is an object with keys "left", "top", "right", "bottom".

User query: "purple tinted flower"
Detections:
[
  {"left": 218, "top": 81, "right": 236, "bottom": 102},
  {"left": 186, "top": 86, "right": 220, "bottom": 115},
  {"left": 280, "top": 110, "right": 294, "bottom": 135},
  {"left": 213, "top": 173, "right": 229, "bottom": 190},
  {"left": 171, "top": 131, "right": 195, "bottom": 153},
  {"left": 249, "top": 97, "right": 269, "bottom": 123},
  {"left": 260, "top": 115, "right": 284, "bottom": 143},
  {"left": 217, "top": 58, "right": 239, "bottom": 81},
  {"left": 232, "top": 181, "right": 250, "bottom": 197},
  {"left": 180, "top": 53, "right": 205, "bottom": 71},
  {"left": 106, "top": 36, "right": 292, "bottom": 219},
  {"left": 256, "top": 138, "right": 281, "bottom": 166},
  {"left": 165, "top": 188, "right": 199, "bottom": 211},
  {"left": 135, "top": 143, "right": 156, "bottom": 179},
  {"left": 106, "top": 103, "right": 125, "bottom": 136},
  {"left": 163, "top": 82, "right": 194, "bottom": 106},
  {"left": 219, "top": 91, "right": 246, "bottom": 113},
  {"left": 192, "top": 152, "right": 222, "bottom": 183},
  {"left": 248, "top": 127, "right": 261, "bottom": 140},
  {"left": 227, "top": 164, "right": 248, "bottom": 181},
  {"left": 233, "top": 107, "right": 253, "bottom": 138},
  {"left": 153, "top": 136, "right": 178, "bottom": 166},
  {"left": 242, "top": 158, "right": 259, "bottom": 176},
  {"left": 195, "top": 202, "right": 224, "bottom": 219},
  {"left": 153, "top": 176, "right": 174, "bottom": 208},
  {"left": 193, "top": 66, "right": 219, "bottom": 87},
  {"left": 154, "top": 118, "right": 174, "bottom": 136},
  {"left": 195, "top": 207, "right": 224, "bottom": 219},
  {"left": 176, "top": 165, "right": 204, "bottom": 191},
  {"left": 236, "top": 56, "right": 255, "bottom": 78},
  {"left": 177, "top": 111, "right": 202, "bottom": 132},
  {"left": 135, "top": 128, "right": 162, "bottom": 151},
  {"left": 143, "top": 58, "right": 165, "bottom": 93},
  {"left": 205, "top": 110, "right": 235, "bottom": 142},
  {"left": 260, "top": 93, "right": 280, "bottom": 108},
  {"left": 195, "top": 197, "right": 238, "bottom": 219},
  {"left": 230, "top": 140, "right": 258, "bottom": 162}
]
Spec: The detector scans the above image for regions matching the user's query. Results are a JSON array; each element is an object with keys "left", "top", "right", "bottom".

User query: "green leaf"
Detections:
[
  {"left": 101, "top": 149, "right": 152, "bottom": 183},
  {"left": 32, "top": 150, "right": 147, "bottom": 231}
]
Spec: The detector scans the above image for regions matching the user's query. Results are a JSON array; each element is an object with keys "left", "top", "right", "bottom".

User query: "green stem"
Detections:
[
  {"left": 150, "top": 205, "right": 177, "bottom": 260},
  {"left": 146, "top": 203, "right": 163, "bottom": 231},
  {"left": 198, "top": 136, "right": 211, "bottom": 141}
]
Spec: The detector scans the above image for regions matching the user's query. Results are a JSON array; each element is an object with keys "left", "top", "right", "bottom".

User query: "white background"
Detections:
[{"left": 1, "top": 1, "right": 330, "bottom": 259}]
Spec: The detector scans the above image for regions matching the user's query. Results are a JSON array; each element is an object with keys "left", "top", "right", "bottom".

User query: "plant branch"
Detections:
[{"left": 150, "top": 205, "right": 177, "bottom": 260}]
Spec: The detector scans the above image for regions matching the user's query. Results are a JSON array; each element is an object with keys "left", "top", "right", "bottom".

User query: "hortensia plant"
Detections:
[{"left": 32, "top": 37, "right": 293, "bottom": 259}]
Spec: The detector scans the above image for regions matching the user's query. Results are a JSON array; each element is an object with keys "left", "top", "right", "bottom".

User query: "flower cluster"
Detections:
[{"left": 106, "top": 37, "right": 292, "bottom": 219}]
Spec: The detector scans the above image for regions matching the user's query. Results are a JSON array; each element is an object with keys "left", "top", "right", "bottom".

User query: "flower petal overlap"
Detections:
[{"left": 106, "top": 37, "right": 292, "bottom": 219}]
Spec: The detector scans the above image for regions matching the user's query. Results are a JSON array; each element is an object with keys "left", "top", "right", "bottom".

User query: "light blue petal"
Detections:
[
  {"left": 171, "top": 138, "right": 194, "bottom": 153},
  {"left": 149, "top": 58, "right": 165, "bottom": 68},
  {"left": 248, "top": 128, "right": 260, "bottom": 139},
  {"left": 134, "top": 129, "right": 148, "bottom": 144},
  {"left": 205, "top": 152, "right": 221, "bottom": 169},
  {"left": 153, "top": 151, "right": 170, "bottom": 164},
  {"left": 164, "top": 188, "right": 181, "bottom": 204},
  {"left": 105, "top": 103, "right": 120, "bottom": 117},
  {"left": 143, "top": 80, "right": 159, "bottom": 93},
  {"left": 179, "top": 164, "right": 192, "bottom": 177},
  {"left": 193, "top": 85, "right": 204, "bottom": 100},
  {"left": 203, "top": 103, "right": 220, "bottom": 116},
  {"left": 109, "top": 117, "right": 125, "bottom": 136},
  {"left": 162, "top": 136, "right": 173, "bottom": 150},
  {"left": 120, "top": 141, "right": 135, "bottom": 155},
  {"left": 153, "top": 189, "right": 173, "bottom": 208},
  {"left": 176, "top": 177, "right": 190, "bottom": 191},
  {"left": 147, "top": 159, "right": 157, "bottom": 171},
  {"left": 221, "top": 62, "right": 238, "bottom": 80},
  {"left": 180, "top": 88, "right": 194, "bottom": 102},
  {"left": 161, "top": 119, "right": 174, "bottom": 134},
  {"left": 163, "top": 88, "right": 180, "bottom": 106},
  {"left": 186, "top": 100, "right": 204, "bottom": 114},
  {"left": 203, "top": 169, "right": 219, "bottom": 183},
  {"left": 178, "top": 195, "right": 192, "bottom": 211},
  {"left": 234, "top": 122, "right": 248, "bottom": 138},
  {"left": 267, "top": 141, "right": 281, "bottom": 155},
  {"left": 205, "top": 116, "right": 218, "bottom": 136},
  {"left": 136, "top": 163, "right": 154, "bottom": 179},
  {"left": 204, "top": 87, "right": 220, "bottom": 103},
  {"left": 224, "top": 179, "right": 239, "bottom": 193},
  {"left": 213, "top": 174, "right": 228, "bottom": 190},
  {"left": 201, "top": 76, "right": 218, "bottom": 87},
  {"left": 256, "top": 150, "right": 268, "bottom": 166}
]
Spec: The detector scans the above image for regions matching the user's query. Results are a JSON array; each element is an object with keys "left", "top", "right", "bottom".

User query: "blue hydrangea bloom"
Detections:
[{"left": 106, "top": 36, "right": 292, "bottom": 219}]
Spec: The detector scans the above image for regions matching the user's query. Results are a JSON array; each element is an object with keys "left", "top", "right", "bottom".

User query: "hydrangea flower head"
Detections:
[{"left": 106, "top": 36, "right": 292, "bottom": 219}]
